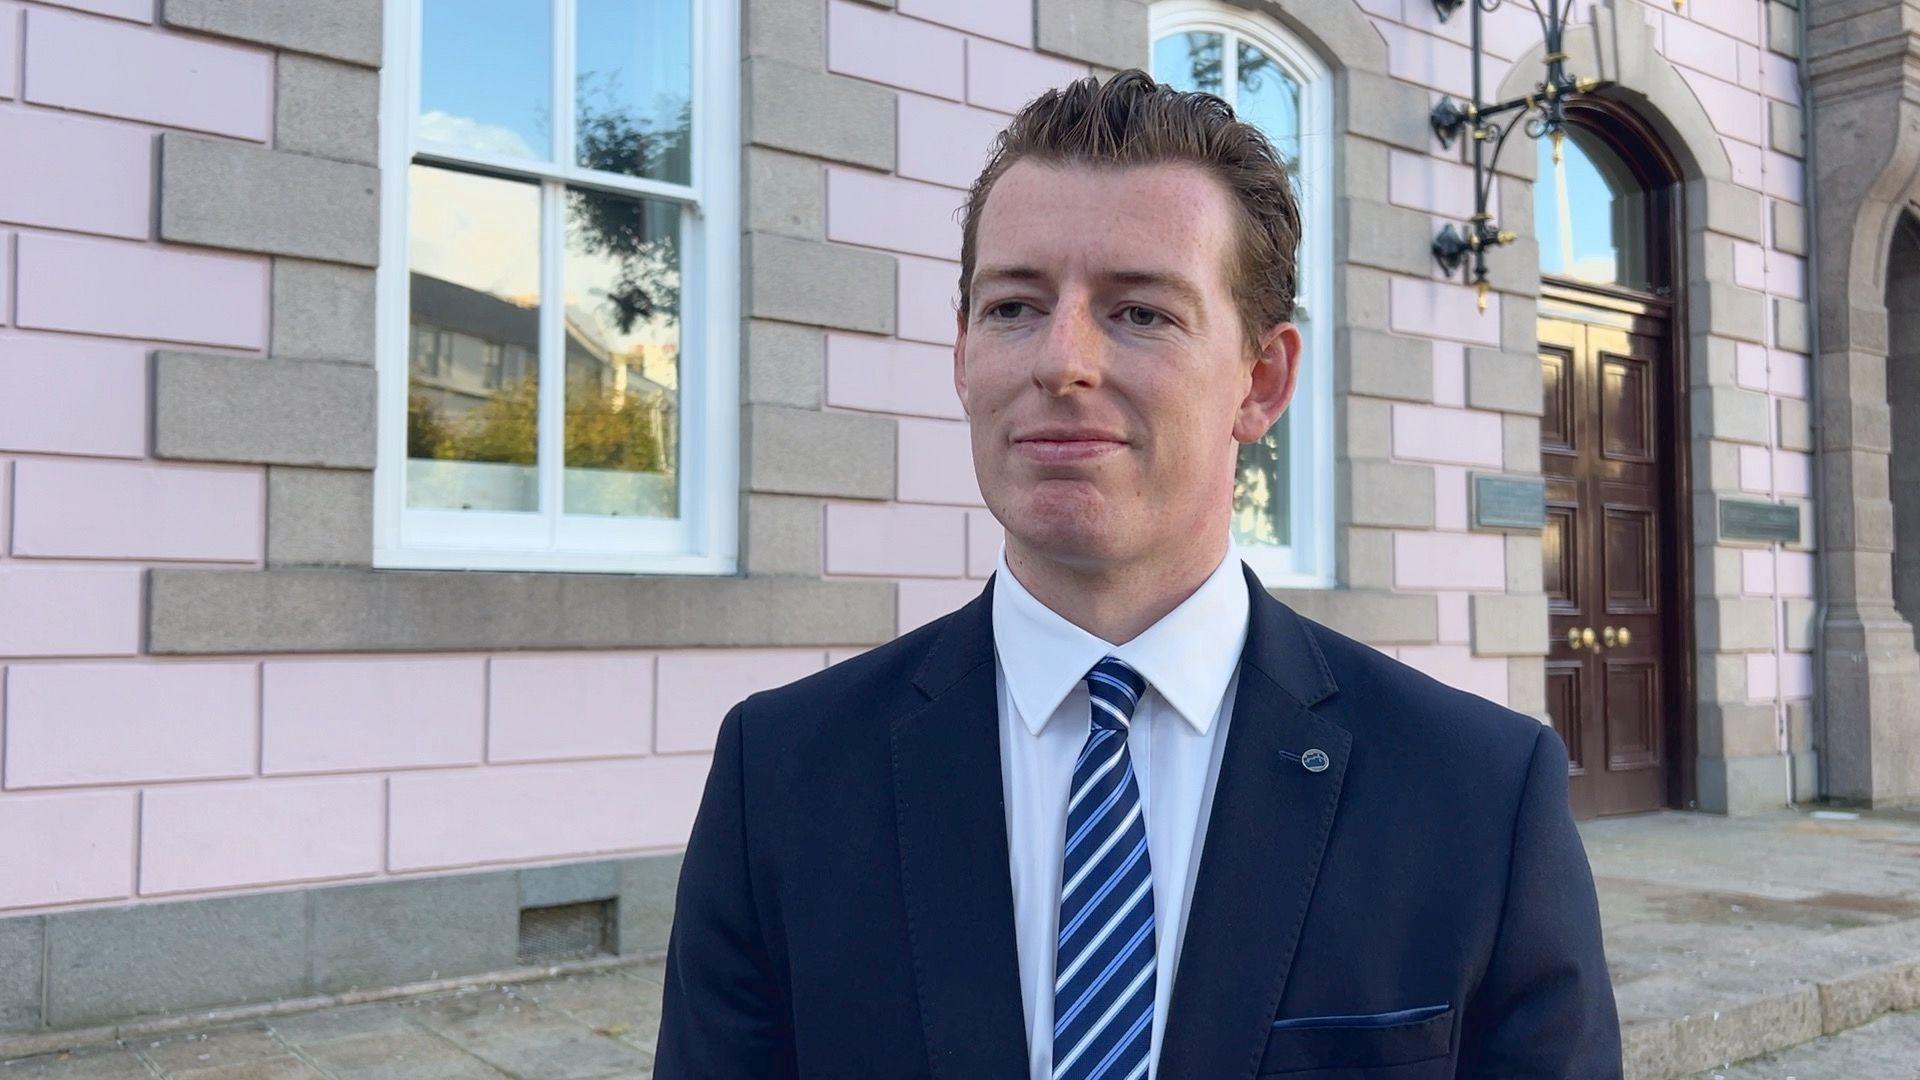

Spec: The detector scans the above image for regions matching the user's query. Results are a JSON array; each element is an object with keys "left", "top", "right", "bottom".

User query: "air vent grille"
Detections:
[{"left": 518, "top": 900, "right": 614, "bottom": 965}]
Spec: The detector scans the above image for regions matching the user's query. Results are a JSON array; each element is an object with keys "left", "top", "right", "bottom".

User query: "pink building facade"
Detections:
[{"left": 3, "top": 0, "right": 1917, "bottom": 1039}]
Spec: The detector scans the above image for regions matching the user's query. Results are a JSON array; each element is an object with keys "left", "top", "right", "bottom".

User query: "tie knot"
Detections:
[{"left": 1085, "top": 655, "right": 1146, "bottom": 731}]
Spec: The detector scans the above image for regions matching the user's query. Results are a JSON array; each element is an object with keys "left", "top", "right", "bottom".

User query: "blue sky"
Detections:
[{"left": 419, "top": 0, "right": 691, "bottom": 169}]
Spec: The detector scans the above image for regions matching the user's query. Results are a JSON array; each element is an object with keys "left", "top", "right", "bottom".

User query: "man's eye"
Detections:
[
  {"left": 1122, "top": 306, "right": 1164, "bottom": 327},
  {"left": 987, "top": 301, "right": 1028, "bottom": 319}
]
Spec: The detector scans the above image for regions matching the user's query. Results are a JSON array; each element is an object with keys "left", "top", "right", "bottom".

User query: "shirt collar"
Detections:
[{"left": 991, "top": 534, "right": 1251, "bottom": 737}]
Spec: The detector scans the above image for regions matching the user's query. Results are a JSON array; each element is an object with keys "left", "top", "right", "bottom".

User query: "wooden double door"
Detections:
[{"left": 1539, "top": 284, "right": 1687, "bottom": 819}]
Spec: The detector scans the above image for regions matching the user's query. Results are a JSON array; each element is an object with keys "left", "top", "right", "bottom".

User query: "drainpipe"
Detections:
[{"left": 1794, "top": 0, "right": 1824, "bottom": 808}]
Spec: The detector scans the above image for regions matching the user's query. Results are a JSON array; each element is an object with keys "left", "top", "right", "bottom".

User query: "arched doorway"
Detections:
[
  {"left": 1536, "top": 99, "right": 1695, "bottom": 819},
  {"left": 1889, "top": 214, "right": 1920, "bottom": 657}
]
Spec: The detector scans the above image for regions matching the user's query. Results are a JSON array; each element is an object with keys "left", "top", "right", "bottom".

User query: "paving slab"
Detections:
[
  {"left": 0, "top": 961, "right": 668, "bottom": 1079},
  {"left": 289, "top": 1030, "right": 508, "bottom": 1080},
  {"left": 402, "top": 987, "right": 654, "bottom": 1080},
  {"left": 0, "top": 1046, "right": 151, "bottom": 1080}
]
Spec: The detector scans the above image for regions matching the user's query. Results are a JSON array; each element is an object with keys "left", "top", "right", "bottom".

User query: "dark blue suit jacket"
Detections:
[{"left": 655, "top": 564, "right": 1622, "bottom": 1077}]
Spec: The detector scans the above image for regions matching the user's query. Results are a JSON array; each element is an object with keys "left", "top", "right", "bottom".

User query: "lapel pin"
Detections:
[{"left": 1277, "top": 748, "right": 1331, "bottom": 773}]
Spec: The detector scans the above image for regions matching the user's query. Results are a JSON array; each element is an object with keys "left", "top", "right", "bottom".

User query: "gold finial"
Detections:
[
  {"left": 1496, "top": 229, "right": 1517, "bottom": 245},
  {"left": 1673, "top": 0, "right": 1683, "bottom": 11},
  {"left": 1551, "top": 128, "right": 1565, "bottom": 164},
  {"left": 1475, "top": 280, "right": 1490, "bottom": 312},
  {"left": 1575, "top": 76, "right": 1599, "bottom": 93}
]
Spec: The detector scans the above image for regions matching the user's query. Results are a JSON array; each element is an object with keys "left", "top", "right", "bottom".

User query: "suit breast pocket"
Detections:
[{"left": 1256, "top": 1003, "right": 1454, "bottom": 1076}]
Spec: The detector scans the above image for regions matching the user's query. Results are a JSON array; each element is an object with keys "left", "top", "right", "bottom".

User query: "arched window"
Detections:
[
  {"left": 1151, "top": 1, "right": 1334, "bottom": 587},
  {"left": 1535, "top": 125, "right": 1656, "bottom": 291}
]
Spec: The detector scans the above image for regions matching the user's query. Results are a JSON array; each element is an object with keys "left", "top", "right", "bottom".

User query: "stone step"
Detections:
[
  {"left": 1620, "top": 916, "right": 1920, "bottom": 1078},
  {"left": 1685, "top": 1005, "right": 1920, "bottom": 1078}
]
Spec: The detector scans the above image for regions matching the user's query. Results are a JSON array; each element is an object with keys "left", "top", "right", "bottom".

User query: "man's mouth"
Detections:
[{"left": 1013, "top": 437, "right": 1125, "bottom": 463}]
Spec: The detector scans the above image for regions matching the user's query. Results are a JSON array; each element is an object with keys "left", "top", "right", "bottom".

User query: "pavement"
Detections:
[
  {"left": 0, "top": 963, "right": 666, "bottom": 1080},
  {"left": 8, "top": 805, "right": 1920, "bottom": 1079},
  {"left": 1591, "top": 808, "right": 1920, "bottom": 1077}
]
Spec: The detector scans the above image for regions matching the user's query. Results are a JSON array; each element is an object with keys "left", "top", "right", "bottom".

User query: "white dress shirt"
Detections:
[{"left": 992, "top": 535, "right": 1252, "bottom": 1079}]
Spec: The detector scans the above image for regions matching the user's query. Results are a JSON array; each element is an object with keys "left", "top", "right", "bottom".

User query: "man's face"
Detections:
[{"left": 954, "top": 160, "right": 1301, "bottom": 571}]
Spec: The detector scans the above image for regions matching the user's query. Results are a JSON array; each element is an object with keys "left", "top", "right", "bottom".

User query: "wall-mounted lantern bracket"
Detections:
[{"left": 1424, "top": 0, "right": 1622, "bottom": 309}]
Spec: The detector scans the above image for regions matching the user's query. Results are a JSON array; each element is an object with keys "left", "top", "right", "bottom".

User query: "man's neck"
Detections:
[{"left": 1004, "top": 534, "right": 1231, "bottom": 646}]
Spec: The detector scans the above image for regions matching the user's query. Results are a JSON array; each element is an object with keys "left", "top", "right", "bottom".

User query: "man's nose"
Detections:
[{"left": 1032, "top": 297, "right": 1106, "bottom": 394}]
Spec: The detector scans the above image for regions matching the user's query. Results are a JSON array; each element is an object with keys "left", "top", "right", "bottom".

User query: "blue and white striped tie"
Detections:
[{"left": 1052, "top": 655, "right": 1155, "bottom": 1080}]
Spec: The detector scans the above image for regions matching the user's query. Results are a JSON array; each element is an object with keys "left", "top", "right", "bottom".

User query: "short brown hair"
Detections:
[{"left": 958, "top": 68, "right": 1302, "bottom": 355}]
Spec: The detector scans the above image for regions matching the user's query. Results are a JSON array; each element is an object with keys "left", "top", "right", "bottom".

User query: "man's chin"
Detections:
[{"left": 1004, "top": 509, "right": 1128, "bottom": 565}]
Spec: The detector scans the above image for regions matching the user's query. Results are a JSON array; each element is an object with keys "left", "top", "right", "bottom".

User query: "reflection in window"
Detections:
[
  {"left": 577, "top": 0, "right": 693, "bottom": 183},
  {"left": 1152, "top": 14, "right": 1309, "bottom": 559},
  {"left": 419, "top": 0, "right": 552, "bottom": 159},
  {"left": 1153, "top": 31, "right": 1224, "bottom": 95},
  {"left": 1536, "top": 126, "right": 1651, "bottom": 289},
  {"left": 563, "top": 190, "right": 681, "bottom": 518},
  {"left": 389, "top": 0, "right": 731, "bottom": 573},
  {"left": 1234, "top": 412, "right": 1290, "bottom": 547},
  {"left": 1234, "top": 40, "right": 1300, "bottom": 166},
  {"left": 406, "top": 166, "right": 541, "bottom": 513}
]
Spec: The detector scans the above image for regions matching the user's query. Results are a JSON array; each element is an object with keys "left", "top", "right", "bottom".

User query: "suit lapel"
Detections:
[
  {"left": 891, "top": 575, "right": 1030, "bottom": 1077},
  {"left": 1157, "top": 563, "right": 1352, "bottom": 1080}
]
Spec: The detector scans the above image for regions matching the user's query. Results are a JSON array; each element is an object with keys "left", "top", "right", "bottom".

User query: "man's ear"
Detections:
[
  {"left": 1233, "top": 320, "right": 1303, "bottom": 443},
  {"left": 952, "top": 307, "right": 970, "bottom": 418}
]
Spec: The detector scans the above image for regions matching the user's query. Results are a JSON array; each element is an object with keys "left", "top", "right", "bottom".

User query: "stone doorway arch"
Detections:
[
  {"left": 1498, "top": 3, "right": 1795, "bottom": 813},
  {"left": 1806, "top": 0, "right": 1920, "bottom": 806}
]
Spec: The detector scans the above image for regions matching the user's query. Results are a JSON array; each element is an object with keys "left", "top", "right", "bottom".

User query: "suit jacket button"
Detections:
[{"left": 1301, "top": 748, "right": 1329, "bottom": 772}]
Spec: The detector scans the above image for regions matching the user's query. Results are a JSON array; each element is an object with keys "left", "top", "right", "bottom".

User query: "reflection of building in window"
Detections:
[
  {"left": 408, "top": 273, "right": 539, "bottom": 418},
  {"left": 407, "top": 272, "right": 677, "bottom": 475},
  {"left": 1535, "top": 127, "right": 1650, "bottom": 289},
  {"left": 562, "top": 302, "right": 677, "bottom": 404},
  {"left": 561, "top": 298, "right": 679, "bottom": 476}
]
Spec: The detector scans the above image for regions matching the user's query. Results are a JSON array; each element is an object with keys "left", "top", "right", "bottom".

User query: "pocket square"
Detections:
[{"left": 1269, "top": 1002, "right": 1451, "bottom": 1030}]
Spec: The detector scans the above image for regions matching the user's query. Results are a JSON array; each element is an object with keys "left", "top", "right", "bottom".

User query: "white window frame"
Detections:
[
  {"left": 1150, "top": 0, "right": 1335, "bottom": 589},
  {"left": 373, "top": 0, "right": 741, "bottom": 574}
]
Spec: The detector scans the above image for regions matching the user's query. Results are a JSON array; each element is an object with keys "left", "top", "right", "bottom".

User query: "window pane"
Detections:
[
  {"left": 563, "top": 187, "right": 681, "bottom": 519},
  {"left": 407, "top": 165, "right": 542, "bottom": 512},
  {"left": 419, "top": 0, "right": 552, "bottom": 160},
  {"left": 1152, "top": 31, "right": 1224, "bottom": 95},
  {"left": 1535, "top": 127, "right": 1651, "bottom": 288},
  {"left": 577, "top": 0, "right": 694, "bottom": 184},
  {"left": 1234, "top": 40, "right": 1300, "bottom": 165},
  {"left": 1233, "top": 411, "right": 1291, "bottom": 548}
]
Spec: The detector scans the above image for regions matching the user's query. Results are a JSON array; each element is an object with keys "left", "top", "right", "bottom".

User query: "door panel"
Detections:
[{"left": 1541, "top": 308, "right": 1676, "bottom": 818}]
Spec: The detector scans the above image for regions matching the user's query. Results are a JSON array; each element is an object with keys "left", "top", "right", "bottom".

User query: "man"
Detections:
[{"left": 655, "top": 70, "right": 1621, "bottom": 1078}]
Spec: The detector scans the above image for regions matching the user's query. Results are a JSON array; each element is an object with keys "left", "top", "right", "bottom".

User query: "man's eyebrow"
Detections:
[
  {"left": 970, "top": 265, "right": 1209, "bottom": 316},
  {"left": 1105, "top": 269, "right": 1207, "bottom": 315},
  {"left": 970, "top": 265, "right": 1048, "bottom": 293}
]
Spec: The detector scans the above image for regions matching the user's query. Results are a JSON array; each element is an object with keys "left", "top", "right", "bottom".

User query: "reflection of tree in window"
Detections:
[
  {"left": 570, "top": 83, "right": 687, "bottom": 336},
  {"left": 565, "top": 82, "right": 686, "bottom": 491},
  {"left": 1235, "top": 416, "right": 1289, "bottom": 546},
  {"left": 575, "top": 69, "right": 692, "bottom": 184},
  {"left": 1158, "top": 31, "right": 1224, "bottom": 93}
]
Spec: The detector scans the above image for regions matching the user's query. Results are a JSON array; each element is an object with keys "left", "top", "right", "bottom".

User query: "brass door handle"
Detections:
[
  {"left": 1566, "top": 626, "right": 1598, "bottom": 651},
  {"left": 1603, "top": 626, "right": 1630, "bottom": 647}
]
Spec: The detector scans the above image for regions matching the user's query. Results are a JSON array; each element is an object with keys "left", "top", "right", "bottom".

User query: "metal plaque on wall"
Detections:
[
  {"left": 1471, "top": 473, "right": 1547, "bottom": 532},
  {"left": 1719, "top": 498, "right": 1801, "bottom": 544}
]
